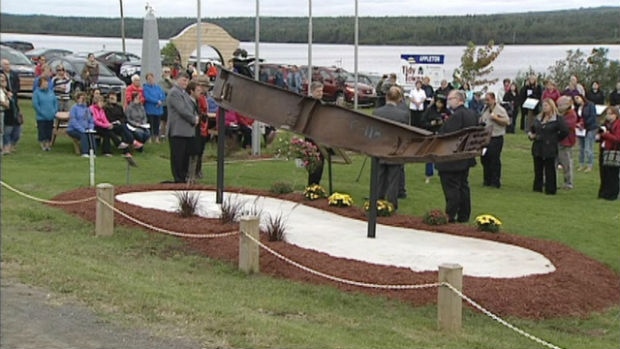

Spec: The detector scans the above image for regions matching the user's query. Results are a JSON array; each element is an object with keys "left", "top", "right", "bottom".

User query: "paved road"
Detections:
[{"left": 1, "top": 280, "right": 204, "bottom": 349}]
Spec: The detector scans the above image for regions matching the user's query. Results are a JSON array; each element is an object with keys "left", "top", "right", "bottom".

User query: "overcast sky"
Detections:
[{"left": 2, "top": 0, "right": 618, "bottom": 18}]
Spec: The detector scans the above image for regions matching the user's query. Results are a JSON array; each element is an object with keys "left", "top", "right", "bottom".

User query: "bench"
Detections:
[{"left": 52, "top": 112, "right": 101, "bottom": 155}]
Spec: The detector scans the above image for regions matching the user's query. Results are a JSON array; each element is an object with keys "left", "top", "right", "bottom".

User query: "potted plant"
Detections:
[
  {"left": 363, "top": 199, "right": 395, "bottom": 217},
  {"left": 304, "top": 184, "right": 327, "bottom": 200},
  {"left": 422, "top": 209, "right": 449, "bottom": 225},
  {"left": 475, "top": 214, "right": 502, "bottom": 233},
  {"left": 327, "top": 192, "right": 353, "bottom": 207}
]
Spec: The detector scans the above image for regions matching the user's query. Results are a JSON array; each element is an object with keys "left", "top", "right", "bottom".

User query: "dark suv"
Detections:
[
  {"left": 48, "top": 56, "right": 126, "bottom": 96},
  {"left": 0, "top": 40, "right": 34, "bottom": 52},
  {"left": 300, "top": 66, "right": 376, "bottom": 106},
  {"left": 0, "top": 45, "right": 35, "bottom": 93}
]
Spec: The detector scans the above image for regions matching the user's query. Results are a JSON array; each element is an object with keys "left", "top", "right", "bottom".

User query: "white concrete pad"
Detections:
[{"left": 116, "top": 190, "right": 556, "bottom": 278}]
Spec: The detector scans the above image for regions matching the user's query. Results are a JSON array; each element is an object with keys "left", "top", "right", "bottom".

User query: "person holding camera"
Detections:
[
  {"left": 528, "top": 98, "right": 569, "bottom": 195},
  {"left": 597, "top": 107, "right": 620, "bottom": 200}
]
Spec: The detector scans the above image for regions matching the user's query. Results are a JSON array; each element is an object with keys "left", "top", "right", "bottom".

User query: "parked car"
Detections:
[
  {"left": 77, "top": 50, "right": 141, "bottom": 77},
  {"left": 300, "top": 66, "right": 376, "bottom": 106},
  {"left": 119, "top": 56, "right": 175, "bottom": 84},
  {"left": 250, "top": 63, "right": 292, "bottom": 87},
  {"left": 47, "top": 56, "right": 126, "bottom": 96},
  {"left": 0, "top": 40, "right": 34, "bottom": 52},
  {"left": 0, "top": 45, "right": 35, "bottom": 93},
  {"left": 119, "top": 60, "right": 141, "bottom": 84},
  {"left": 358, "top": 72, "right": 383, "bottom": 88},
  {"left": 25, "top": 48, "right": 73, "bottom": 64}
]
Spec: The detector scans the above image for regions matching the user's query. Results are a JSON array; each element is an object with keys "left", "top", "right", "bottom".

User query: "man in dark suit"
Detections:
[
  {"left": 435, "top": 90, "right": 479, "bottom": 223},
  {"left": 372, "top": 86, "right": 410, "bottom": 209},
  {"left": 167, "top": 73, "right": 199, "bottom": 183}
]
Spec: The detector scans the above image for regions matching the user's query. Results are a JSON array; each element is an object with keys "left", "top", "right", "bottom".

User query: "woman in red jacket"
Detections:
[{"left": 597, "top": 106, "right": 620, "bottom": 200}]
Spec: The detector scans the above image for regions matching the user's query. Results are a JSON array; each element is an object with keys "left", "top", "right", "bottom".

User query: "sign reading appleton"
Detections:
[
  {"left": 400, "top": 54, "right": 445, "bottom": 64},
  {"left": 400, "top": 54, "right": 446, "bottom": 85}
]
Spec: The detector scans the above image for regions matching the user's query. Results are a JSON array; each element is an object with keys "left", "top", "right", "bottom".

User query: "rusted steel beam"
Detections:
[{"left": 212, "top": 69, "right": 491, "bottom": 163}]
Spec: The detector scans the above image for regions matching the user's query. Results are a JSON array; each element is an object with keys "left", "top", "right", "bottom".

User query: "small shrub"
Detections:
[
  {"left": 363, "top": 199, "right": 395, "bottom": 217},
  {"left": 265, "top": 213, "right": 287, "bottom": 241},
  {"left": 422, "top": 209, "right": 449, "bottom": 226},
  {"left": 270, "top": 181, "right": 294, "bottom": 194},
  {"left": 327, "top": 192, "right": 353, "bottom": 207},
  {"left": 240, "top": 196, "right": 263, "bottom": 218},
  {"left": 475, "top": 214, "right": 502, "bottom": 233},
  {"left": 220, "top": 196, "right": 246, "bottom": 224},
  {"left": 175, "top": 191, "right": 201, "bottom": 218},
  {"left": 303, "top": 184, "right": 327, "bottom": 200}
]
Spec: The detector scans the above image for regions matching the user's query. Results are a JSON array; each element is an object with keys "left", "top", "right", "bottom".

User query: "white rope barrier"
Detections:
[
  {"left": 240, "top": 229, "right": 441, "bottom": 290},
  {"left": 441, "top": 282, "right": 564, "bottom": 349},
  {"left": 1, "top": 181, "right": 96, "bottom": 205},
  {"left": 1, "top": 180, "right": 565, "bottom": 349},
  {"left": 97, "top": 198, "right": 238, "bottom": 239},
  {"left": 240, "top": 230, "right": 564, "bottom": 349}
]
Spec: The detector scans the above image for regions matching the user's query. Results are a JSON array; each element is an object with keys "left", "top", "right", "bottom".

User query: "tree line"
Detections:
[{"left": 1, "top": 7, "right": 619, "bottom": 46}]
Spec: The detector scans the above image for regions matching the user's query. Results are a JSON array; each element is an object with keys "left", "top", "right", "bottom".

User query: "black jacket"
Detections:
[
  {"left": 530, "top": 115, "right": 569, "bottom": 159},
  {"left": 609, "top": 89, "right": 620, "bottom": 106},
  {"left": 586, "top": 89, "right": 605, "bottom": 105},
  {"left": 434, "top": 105, "right": 478, "bottom": 172},
  {"left": 103, "top": 103, "right": 127, "bottom": 123},
  {"left": 520, "top": 82, "right": 542, "bottom": 114},
  {"left": 421, "top": 105, "right": 449, "bottom": 133}
]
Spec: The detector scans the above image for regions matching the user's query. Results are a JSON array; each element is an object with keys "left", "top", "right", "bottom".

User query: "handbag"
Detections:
[{"left": 602, "top": 149, "right": 620, "bottom": 167}]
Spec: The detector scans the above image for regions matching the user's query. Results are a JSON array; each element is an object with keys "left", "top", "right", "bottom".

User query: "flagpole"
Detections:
[
  {"left": 251, "top": 0, "right": 262, "bottom": 154},
  {"left": 120, "top": 0, "right": 126, "bottom": 54},
  {"left": 307, "top": 0, "right": 312, "bottom": 97},
  {"left": 354, "top": 0, "right": 359, "bottom": 110},
  {"left": 197, "top": 0, "right": 201, "bottom": 74}
]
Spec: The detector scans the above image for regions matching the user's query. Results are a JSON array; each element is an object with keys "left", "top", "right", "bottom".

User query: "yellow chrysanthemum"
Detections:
[
  {"left": 328, "top": 192, "right": 353, "bottom": 207},
  {"left": 475, "top": 214, "right": 502, "bottom": 232},
  {"left": 362, "top": 199, "right": 394, "bottom": 216},
  {"left": 304, "top": 185, "right": 327, "bottom": 200},
  {"left": 475, "top": 214, "right": 502, "bottom": 225}
]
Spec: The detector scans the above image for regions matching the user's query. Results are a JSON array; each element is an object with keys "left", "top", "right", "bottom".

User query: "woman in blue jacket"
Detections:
[
  {"left": 32, "top": 76, "right": 58, "bottom": 151},
  {"left": 67, "top": 92, "right": 95, "bottom": 156},
  {"left": 143, "top": 72, "right": 165, "bottom": 144}
]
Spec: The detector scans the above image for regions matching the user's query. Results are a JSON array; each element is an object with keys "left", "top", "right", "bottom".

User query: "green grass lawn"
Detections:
[{"left": 2, "top": 102, "right": 619, "bottom": 348}]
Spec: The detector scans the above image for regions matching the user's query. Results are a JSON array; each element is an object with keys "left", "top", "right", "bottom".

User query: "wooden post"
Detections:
[
  {"left": 239, "top": 216, "right": 260, "bottom": 274},
  {"left": 95, "top": 183, "right": 114, "bottom": 237},
  {"left": 438, "top": 263, "right": 463, "bottom": 331}
]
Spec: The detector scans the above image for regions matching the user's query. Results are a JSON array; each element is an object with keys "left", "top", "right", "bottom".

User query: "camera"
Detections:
[{"left": 599, "top": 126, "right": 607, "bottom": 133}]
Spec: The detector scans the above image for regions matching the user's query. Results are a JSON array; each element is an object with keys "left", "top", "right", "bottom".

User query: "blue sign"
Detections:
[{"left": 400, "top": 54, "right": 445, "bottom": 64}]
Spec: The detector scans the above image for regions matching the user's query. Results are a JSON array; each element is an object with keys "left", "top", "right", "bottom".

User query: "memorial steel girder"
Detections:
[{"left": 212, "top": 69, "right": 490, "bottom": 163}]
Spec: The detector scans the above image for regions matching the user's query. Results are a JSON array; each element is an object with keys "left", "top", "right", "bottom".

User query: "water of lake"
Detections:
[{"left": 3, "top": 32, "right": 619, "bottom": 92}]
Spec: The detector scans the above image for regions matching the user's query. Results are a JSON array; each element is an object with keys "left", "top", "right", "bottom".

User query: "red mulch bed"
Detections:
[{"left": 51, "top": 183, "right": 620, "bottom": 319}]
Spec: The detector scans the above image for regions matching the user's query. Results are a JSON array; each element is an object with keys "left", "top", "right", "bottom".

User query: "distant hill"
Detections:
[{"left": 1, "top": 7, "right": 619, "bottom": 45}]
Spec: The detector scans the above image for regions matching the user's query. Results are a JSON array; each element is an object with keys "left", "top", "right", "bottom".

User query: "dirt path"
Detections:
[{"left": 0, "top": 279, "right": 204, "bottom": 349}]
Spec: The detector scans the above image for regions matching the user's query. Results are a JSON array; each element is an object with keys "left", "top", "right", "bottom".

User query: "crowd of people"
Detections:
[
  {"left": 370, "top": 72, "right": 620, "bottom": 218},
  {"left": 1, "top": 54, "right": 620, "bottom": 209}
]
